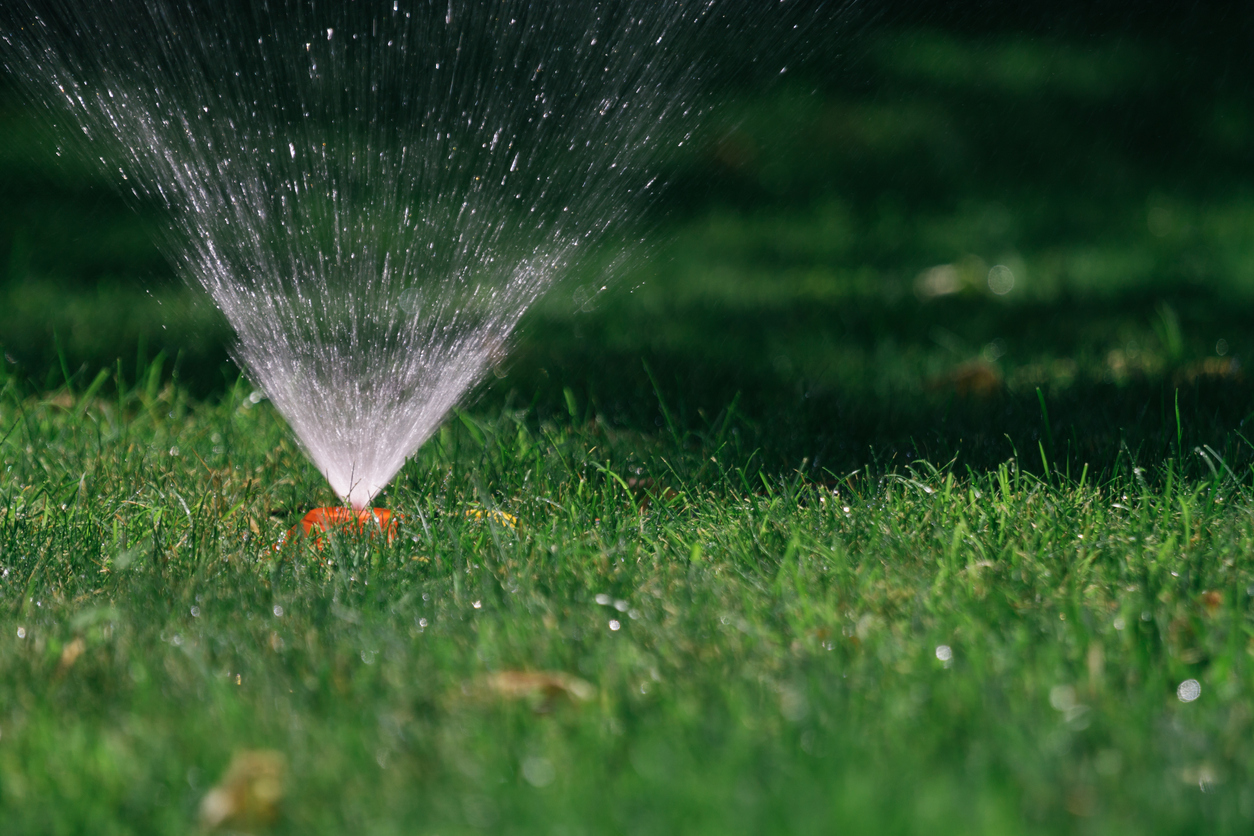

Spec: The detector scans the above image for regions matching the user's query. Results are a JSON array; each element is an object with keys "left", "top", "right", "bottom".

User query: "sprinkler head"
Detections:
[{"left": 275, "top": 507, "right": 400, "bottom": 552}]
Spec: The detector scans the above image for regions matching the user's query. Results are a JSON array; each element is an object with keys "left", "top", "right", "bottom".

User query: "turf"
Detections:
[
  {"left": 2, "top": 365, "right": 1254, "bottom": 834},
  {"left": 3, "top": 19, "right": 1254, "bottom": 835}
]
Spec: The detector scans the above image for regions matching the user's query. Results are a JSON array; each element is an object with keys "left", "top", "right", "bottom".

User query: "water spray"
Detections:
[{"left": 1, "top": 0, "right": 824, "bottom": 537}]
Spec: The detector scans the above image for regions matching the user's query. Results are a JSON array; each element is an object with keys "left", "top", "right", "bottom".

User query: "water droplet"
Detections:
[
  {"left": 1049, "top": 684, "right": 1077, "bottom": 711},
  {"left": 521, "top": 756, "right": 555, "bottom": 787},
  {"left": 988, "top": 264, "right": 1015, "bottom": 295}
]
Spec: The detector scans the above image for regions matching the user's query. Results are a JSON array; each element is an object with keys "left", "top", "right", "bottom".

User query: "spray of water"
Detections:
[{"left": 2, "top": 0, "right": 820, "bottom": 509}]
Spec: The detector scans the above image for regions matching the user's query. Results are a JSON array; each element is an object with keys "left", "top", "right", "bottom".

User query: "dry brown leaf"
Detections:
[
  {"left": 1201, "top": 589, "right": 1223, "bottom": 616},
  {"left": 624, "top": 477, "right": 679, "bottom": 510},
  {"left": 464, "top": 670, "right": 595, "bottom": 712},
  {"left": 56, "top": 637, "right": 86, "bottom": 674},
  {"left": 926, "top": 360, "right": 1004, "bottom": 398},
  {"left": 199, "top": 749, "right": 287, "bottom": 832}
]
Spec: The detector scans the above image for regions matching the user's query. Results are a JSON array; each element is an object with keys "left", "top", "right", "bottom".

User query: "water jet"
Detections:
[{"left": 2, "top": 0, "right": 820, "bottom": 522}]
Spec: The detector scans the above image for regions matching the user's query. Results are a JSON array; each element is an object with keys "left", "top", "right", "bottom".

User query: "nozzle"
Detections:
[{"left": 274, "top": 506, "right": 400, "bottom": 552}]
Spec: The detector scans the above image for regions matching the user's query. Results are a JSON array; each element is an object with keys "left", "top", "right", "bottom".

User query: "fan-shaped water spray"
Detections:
[{"left": 2, "top": 0, "right": 820, "bottom": 509}]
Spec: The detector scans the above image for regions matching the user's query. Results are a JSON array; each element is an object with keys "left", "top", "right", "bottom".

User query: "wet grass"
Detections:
[
  {"left": 3, "top": 364, "right": 1254, "bottom": 834},
  {"left": 3, "top": 20, "right": 1254, "bottom": 833}
]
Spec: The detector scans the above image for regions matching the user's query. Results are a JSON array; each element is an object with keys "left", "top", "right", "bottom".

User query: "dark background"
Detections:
[{"left": 2, "top": 1, "right": 1254, "bottom": 477}]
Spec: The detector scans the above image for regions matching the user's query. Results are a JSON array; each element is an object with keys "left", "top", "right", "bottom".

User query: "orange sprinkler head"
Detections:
[{"left": 275, "top": 507, "right": 400, "bottom": 552}]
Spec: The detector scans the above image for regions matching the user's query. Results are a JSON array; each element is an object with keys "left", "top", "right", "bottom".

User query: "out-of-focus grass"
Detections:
[
  {"left": 3, "top": 27, "right": 1253, "bottom": 476},
  {"left": 2, "top": 364, "right": 1254, "bottom": 833}
]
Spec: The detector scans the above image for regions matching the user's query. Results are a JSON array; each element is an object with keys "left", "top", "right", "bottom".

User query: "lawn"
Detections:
[
  {"left": 3, "top": 15, "right": 1254, "bottom": 835},
  {"left": 4, "top": 371, "right": 1254, "bottom": 834}
]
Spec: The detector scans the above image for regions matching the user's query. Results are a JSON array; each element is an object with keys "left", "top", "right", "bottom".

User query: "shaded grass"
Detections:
[{"left": 6, "top": 23, "right": 1254, "bottom": 401}]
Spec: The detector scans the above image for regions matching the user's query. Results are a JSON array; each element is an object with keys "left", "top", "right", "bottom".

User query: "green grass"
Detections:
[
  {"left": 3, "top": 364, "right": 1254, "bottom": 833},
  {"left": 4, "top": 22, "right": 1254, "bottom": 833}
]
